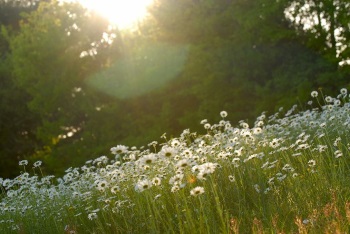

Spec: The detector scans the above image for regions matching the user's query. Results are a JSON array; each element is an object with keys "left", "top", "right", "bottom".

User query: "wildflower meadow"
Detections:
[{"left": 1, "top": 88, "right": 350, "bottom": 233}]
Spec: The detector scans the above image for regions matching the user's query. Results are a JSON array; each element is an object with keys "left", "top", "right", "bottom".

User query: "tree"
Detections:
[
  {"left": 285, "top": 0, "right": 350, "bottom": 67},
  {"left": 0, "top": 28, "right": 41, "bottom": 178},
  {"left": 144, "top": 0, "right": 346, "bottom": 125},
  {"left": 8, "top": 0, "right": 121, "bottom": 174},
  {"left": 0, "top": 0, "right": 48, "bottom": 28},
  {"left": 0, "top": 1, "right": 53, "bottom": 178}
]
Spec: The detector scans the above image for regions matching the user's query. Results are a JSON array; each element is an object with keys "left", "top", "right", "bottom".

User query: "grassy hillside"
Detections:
[{"left": 1, "top": 88, "right": 350, "bottom": 233}]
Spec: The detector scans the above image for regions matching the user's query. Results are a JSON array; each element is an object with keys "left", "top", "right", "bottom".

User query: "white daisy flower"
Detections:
[
  {"left": 220, "top": 111, "right": 228, "bottom": 118},
  {"left": 88, "top": 212, "right": 98, "bottom": 220},
  {"left": 19, "top": 160, "right": 28, "bottom": 166},
  {"left": 190, "top": 186, "right": 204, "bottom": 196},
  {"left": 135, "top": 179, "right": 152, "bottom": 192},
  {"left": 110, "top": 145, "right": 128, "bottom": 155},
  {"left": 311, "top": 91, "right": 318, "bottom": 97}
]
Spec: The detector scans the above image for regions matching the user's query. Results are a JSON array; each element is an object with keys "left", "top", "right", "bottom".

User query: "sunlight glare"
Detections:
[{"left": 78, "top": 0, "right": 154, "bottom": 29}]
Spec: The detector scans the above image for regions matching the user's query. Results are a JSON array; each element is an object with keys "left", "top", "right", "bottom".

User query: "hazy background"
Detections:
[{"left": 0, "top": 0, "right": 349, "bottom": 177}]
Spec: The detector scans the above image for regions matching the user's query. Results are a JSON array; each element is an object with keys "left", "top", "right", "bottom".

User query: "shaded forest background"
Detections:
[{"left": 0, "top": 0, "right": 349, "bottom": 178}]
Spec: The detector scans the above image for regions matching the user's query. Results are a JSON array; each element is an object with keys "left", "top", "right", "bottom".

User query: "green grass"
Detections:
[{"left": 1, "top": 88, "right": 350, "bottom": 233}]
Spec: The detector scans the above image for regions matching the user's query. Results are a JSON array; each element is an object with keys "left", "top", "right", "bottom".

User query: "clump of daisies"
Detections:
[{"left": 1, "top": 88, "right": 350, "bottom": 233}]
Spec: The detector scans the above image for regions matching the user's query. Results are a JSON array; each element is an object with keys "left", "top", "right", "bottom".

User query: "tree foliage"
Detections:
[
  {"left": 285, "top": 0, "right": 350, "bottom": 66},
  {"left": 0, "top": 0, "right": 47, "bottom": 28},
  {"left": 146, "top": 0, "right": 347, "bottom": 120},
  {"left": 7, "top": 0, "right": 123, "bottom": 174},
  {"left": 0, "top": 29, "right": 41, "bottom": 178},
  {"left": 0, "top": 0, "right": 349, "bottom": 177}
]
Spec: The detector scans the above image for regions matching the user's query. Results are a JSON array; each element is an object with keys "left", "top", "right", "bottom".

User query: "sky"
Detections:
[{"left": 74, "top": 0, "right": 154, "bottom": 29}]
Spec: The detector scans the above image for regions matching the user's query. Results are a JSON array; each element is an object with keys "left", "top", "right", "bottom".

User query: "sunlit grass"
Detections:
[{"left": 1, "top": 88, "right": 350, "bottom": 233}]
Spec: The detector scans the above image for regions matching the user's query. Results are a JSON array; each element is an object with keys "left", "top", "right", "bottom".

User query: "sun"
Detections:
[{"left": 78, "top": 0, "right": 154, "bottom": 29}]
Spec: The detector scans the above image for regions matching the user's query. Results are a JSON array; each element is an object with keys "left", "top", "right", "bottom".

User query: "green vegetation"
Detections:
[
  {"left": 1, "top": 89, "right": 350, "bottom": 233},
  {"left": 1, "top": 1, "right": 350, "bottom": 231},
  {"left": 0, "top": 0, "right": 349, "bottom": 177},
  {"left": 87, "top": 42, "right": 189, "bottom": 99}
]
